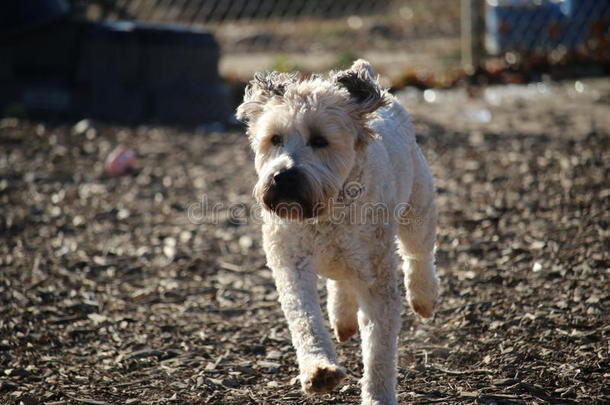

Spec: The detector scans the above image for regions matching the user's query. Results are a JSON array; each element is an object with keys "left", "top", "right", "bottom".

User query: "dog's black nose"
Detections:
[{"left": 273, "top": 168, "right": 299, "bottom": 186}]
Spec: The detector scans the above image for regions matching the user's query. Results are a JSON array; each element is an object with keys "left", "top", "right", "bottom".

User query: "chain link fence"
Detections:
[
  {"left": 69, "top": 0, "right": 461, "bottom": 53},
  {"left": 84, "top": 0, "right": 392, "bottom": 21},
  {"left": 68, "top": 0, "right": 608, "bottom": 77}
]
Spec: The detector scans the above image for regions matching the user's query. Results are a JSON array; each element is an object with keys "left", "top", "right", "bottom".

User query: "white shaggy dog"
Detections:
[{"left": 237, "top": 60, "right": 439, "bottom": 405}]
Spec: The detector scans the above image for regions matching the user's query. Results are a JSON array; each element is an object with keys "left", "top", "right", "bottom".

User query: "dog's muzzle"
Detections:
[{"left": 262, "top": 168, "right": 317, "bottom": 219}]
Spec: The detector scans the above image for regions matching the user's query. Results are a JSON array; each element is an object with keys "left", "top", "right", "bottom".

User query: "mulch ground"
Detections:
[{"left": 1, "top": 80, "right": 608, "bottom": 404}]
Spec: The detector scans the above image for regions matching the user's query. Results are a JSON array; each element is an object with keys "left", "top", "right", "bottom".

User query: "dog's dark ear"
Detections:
[
  {"left": 334, "top": 60, "right": 389, "bottom": 149},
  {"left": 236, "top": 71, "right": 293, "bottom": 123},
  {"left": 334, "top": 60, "right": 388, "bottom": 116}
]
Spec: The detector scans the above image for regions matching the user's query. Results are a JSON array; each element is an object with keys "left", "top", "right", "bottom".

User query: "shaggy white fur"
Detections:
[{"left": 237, "top": 59, "right": 439, "bottom": 405}]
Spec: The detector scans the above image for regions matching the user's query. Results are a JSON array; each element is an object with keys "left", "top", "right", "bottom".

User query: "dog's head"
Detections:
[{"left": 236, "top": 60, "right": 389, "bottom": 220}]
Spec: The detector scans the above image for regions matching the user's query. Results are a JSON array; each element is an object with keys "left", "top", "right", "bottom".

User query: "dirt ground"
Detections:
[{"left": 1, "top": 78, "right": 608, "bottom": 405}]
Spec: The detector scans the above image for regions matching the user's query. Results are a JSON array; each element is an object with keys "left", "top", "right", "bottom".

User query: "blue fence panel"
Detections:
[{"left": 486, "top": 0, "right": 610, "bottom": 56}]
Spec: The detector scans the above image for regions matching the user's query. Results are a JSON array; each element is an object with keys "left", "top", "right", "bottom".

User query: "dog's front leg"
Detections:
[
  {"left": 356, "top": 257, "right": 401, "bottom": 405},
  {"left": 266, "top": 243, "right": 346, "bottom": 393}
]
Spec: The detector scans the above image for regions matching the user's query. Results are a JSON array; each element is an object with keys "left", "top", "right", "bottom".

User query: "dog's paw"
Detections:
[
  {"left": 334, "top": 324, "right": 358, "bottom": 342},
  {"left": 301, "top": 363, "right": 346, "bottom": 393},
  {"left": 410, "top": 296, "right": 437, "bottom": 318},
  {"left": 330, "top": 318, "right": 358, "bottom": 342},
  {"left": 408, "top": 276, "right": 439, "bottom": 319}
]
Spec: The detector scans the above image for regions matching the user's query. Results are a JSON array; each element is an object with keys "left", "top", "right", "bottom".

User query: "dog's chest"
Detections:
[
  {"left": 317, "top": 244, "right": 355, "bottom": 280},
  {"left": 311, "top": 226, "right": 364, "bottom": 281}
]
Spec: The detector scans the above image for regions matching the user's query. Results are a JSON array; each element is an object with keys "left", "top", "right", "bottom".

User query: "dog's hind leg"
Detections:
[
  {"left": 397, "top": 147, "right": 439, "bottom": 318},
  {"left": 327, "top": 279, "right": 359, "bottom": 342},
  {"left": 356, "top": 256, "right": 401, "bottom": 405}
]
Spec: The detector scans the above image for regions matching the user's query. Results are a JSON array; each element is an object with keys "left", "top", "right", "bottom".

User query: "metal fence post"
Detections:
[{"left": 461, "top": 0, "right": 483, "bottom": 74}]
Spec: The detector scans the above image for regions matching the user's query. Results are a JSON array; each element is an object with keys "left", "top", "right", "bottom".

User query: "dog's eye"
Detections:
[
  {"left": 270, "top": 134, "right": 283, "bottom": 146},
  {"left": 309, "top": 135, "right": 329, "bottom": 148}
]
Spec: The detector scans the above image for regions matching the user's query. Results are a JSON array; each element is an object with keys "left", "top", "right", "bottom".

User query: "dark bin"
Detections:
[
  {"left": 77, "top": 21, "right": 141, "bottom": 85},
  {"left": 87, "top": 82, "right": 147, "bottom": 123},
  {"left": 1, "top": 14, "right": 231, "bottom": 125},
  {"left": 77, "top": 20, "right": 230, "bottom": 124},
  {"left": 20, "top": 80, "right": 78, "bottom": 118},
  {"left": 136, "top": 22, "right": 220, "bottom": 88},
  {"left": 151, "top": 83, "right": 231, "bottom": 125},
  {"left": 0, "top": 0, "right": 69, "bottom": 36},
  {"left": 6, "top": 21, "right": 87, "bottom": 82}
]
